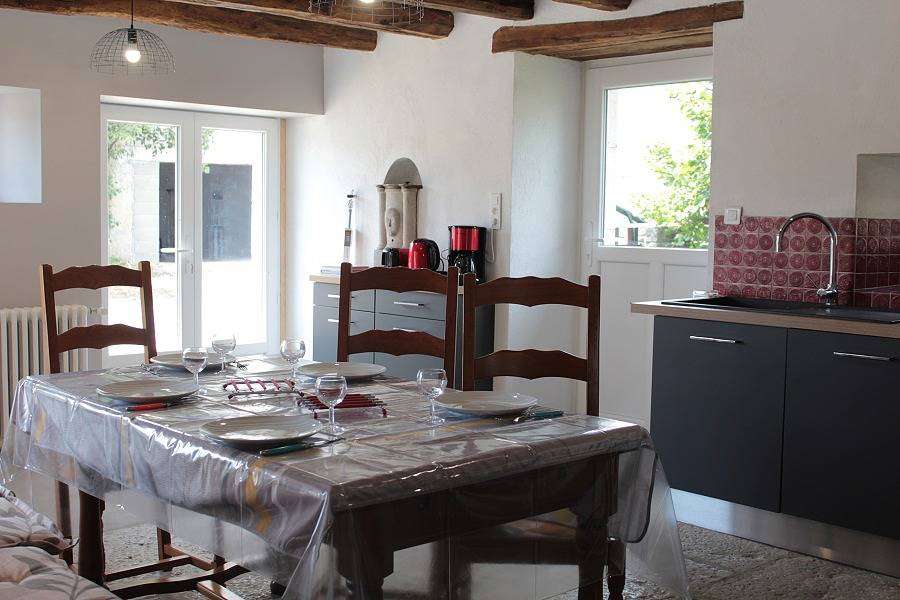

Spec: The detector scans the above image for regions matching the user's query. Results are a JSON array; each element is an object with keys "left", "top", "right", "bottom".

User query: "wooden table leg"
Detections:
[
  {"left": 575, "top": 522, "right": 608, "bottom": 600},
  {"left": 607, "top": 538, "right": 626, "bottom": 600},
  {"left": 77, "top": 491, "right": 106, "bottom": 586}
]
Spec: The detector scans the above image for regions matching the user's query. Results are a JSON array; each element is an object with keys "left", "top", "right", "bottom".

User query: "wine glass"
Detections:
[
  {"left": 182, "top": 347, "right": 208, "bottom": 387},
  {"left": 211, "top": 332, "right": 236, "bottom": 372},
  {"left": 316, "top": 375, "right": 347, "bottom": 435},
  {"left": 418, "top": 368, "right": 447, "bottom": 425},
  {"left": 280, "top": 339, "right": 306, "bottom": 382}
]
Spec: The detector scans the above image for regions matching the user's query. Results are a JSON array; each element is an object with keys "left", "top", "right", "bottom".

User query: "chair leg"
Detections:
[
  {"left": 156, "top": 528, "right": 174, "bottom": 570},
  {"left": 56, "top": 481, "right": 74, "bottom": 566},
  {"left": 607, "top": 538, "right": 626, "bottom": 600}
]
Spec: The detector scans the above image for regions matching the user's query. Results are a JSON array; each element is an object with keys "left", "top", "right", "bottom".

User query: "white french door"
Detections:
[{"left": 101, "top": 105, "right": 280, "bottom": 366}]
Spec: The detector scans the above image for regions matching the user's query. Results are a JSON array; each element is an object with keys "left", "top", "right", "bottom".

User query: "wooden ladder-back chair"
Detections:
[
  {"left": 40, "top": 263, "right": 244, "bottom": 596},
  {"left": 336, "top": 263, "right": 459, "bottom": 386},
  {"left": 461, "top": 273, "right": 601, "bottom": 416},
  {"left": 458, "top": 272, "right": 625, "bottom": 600}
]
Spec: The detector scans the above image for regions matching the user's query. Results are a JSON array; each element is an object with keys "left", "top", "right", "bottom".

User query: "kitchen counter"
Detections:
[
  {"left": 632, "top": 299, "right": 900, "bottom": 339},
  {"left": 311, "top": 274, "right": 466, "bottom": 294}
]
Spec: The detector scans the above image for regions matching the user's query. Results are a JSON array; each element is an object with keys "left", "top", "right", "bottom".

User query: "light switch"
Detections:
[
  {"left": 724, "top": 206, "right": 742, "bottom": 225},
  {"left": 490, "top": 193, "right": 502, "bottom": 230}
]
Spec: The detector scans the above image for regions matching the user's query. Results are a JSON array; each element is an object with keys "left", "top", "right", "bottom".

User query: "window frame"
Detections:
[{"left": 582, "top": 55, "right": 714, "bottom": 249}]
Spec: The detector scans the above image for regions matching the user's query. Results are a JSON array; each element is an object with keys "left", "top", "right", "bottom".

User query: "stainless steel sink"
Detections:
[{"left": 662, "top": 296, "right": 900, "bottom": 324}]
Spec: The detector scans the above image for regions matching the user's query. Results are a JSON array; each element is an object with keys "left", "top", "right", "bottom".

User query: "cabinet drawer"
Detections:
[
  {"left": 650, "top": 317, "right": 786, "bottom": 511},
  {"left": 783, "top": 330, "right": 900, "bottom": 539},
  {"left": 376, "top": 290, "right": 447, "bottom": 321},
  {"left": 313, "top": 283, "right": 375, "bottom": 312},
  {"left": 312, "top": 306, "right": 374, "bottom": 364},
  {"left": 374, "top": 313, "right": 445, "bottom": 380}
]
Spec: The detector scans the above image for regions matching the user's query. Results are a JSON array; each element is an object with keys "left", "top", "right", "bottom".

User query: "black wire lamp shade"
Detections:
[
  {"left": 90, "top": 0, "right": 174, "bottom": 75},
  {"left": 309, "top": 0, "right": 424, "bottom": 26}
]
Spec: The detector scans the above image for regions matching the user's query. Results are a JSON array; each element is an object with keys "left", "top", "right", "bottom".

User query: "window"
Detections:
[
  {"left": 586, "top": 57, "right": 713, "bottom": 249},
  {"left": 102, "top": 105, "right": 280, "bottom": 364}
]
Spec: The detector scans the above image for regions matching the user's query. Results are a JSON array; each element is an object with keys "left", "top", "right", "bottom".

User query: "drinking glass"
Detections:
[
  {"left": 280, "top": 339, "right": 306, "bottom": 382},
  {"left": 211, "top": 332, "right": 236, "bottom": 372},
  {"left": 182, "top": 347, "right": 208, "bottom": 386},
  {"left": 316, "top": 375, "right": 347, "bottom": 435},
  {"left": 418, "top": 368, "right": 447, "bottom": 425}
]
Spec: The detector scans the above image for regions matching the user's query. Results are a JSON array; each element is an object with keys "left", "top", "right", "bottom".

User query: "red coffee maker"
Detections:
[{"left": 448, "top": 225, "right": 486, "bottom": 282}]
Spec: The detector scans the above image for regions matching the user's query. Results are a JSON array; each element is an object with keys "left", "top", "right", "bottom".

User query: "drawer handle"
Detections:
[
  {"left": 327, "top": 318, "right": 355, "bottom": 325},
  {"left": 392, "top": 327, "right": 418, "bottom": 333},
  {"left": 689, "top": 335, "right": 739, "bottom": 345},
  {"left": 393, "top": 301, "right": 424, "bottom": 307},
  {"left": 327, "top": 293, "right": 355, "bottom": 300},
  {"left": 833, "top": 351, "right": 894, "bottom": 362}
]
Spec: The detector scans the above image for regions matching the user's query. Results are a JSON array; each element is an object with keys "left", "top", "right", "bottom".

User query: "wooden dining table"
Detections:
[{"left": 0, "top": 361, "right": 660, "bottom": 600}]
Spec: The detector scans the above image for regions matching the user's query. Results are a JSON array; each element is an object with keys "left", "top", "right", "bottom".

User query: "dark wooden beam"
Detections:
[
  {"left": 492, "top": 1, "right": 742, "bottom": 60},
  {"left": 0, "top": 0, "right": 377, "bottom": 51},
  {"left": 162, "top": 0, "right": 453, "bottom": 39},
  {"left": 553, "top": 0, "right": 630, "bottom": 11},
  {"left": 422, "top": 0, "right": 533, "bottom": 21}
]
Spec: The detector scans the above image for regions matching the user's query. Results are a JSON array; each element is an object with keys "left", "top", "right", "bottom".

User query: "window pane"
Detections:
[
  {"left": 602, "top": 80, "right": 711, "bottom": 248},
  {"left": 200, "top": 128, "right": 267, "bottom": 346},
  {"left": 106, "top": 121, "right": 180, "bottom": 355}
]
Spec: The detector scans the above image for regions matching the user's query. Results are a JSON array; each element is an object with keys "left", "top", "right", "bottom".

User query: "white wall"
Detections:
[
  {"left": 711, "top": 0, "right": 900, "bottom": 219},
  {"left": 504, "top": 53, "right": 584, "bottom": 411},
  {"left": 285, "top": 14, "right": 515, "bottom": 347},
  {"left": 0, "top": 87, "right": 41, "bottom": 204},
  {"left": 0, "top": 8, "right": 323, "bottom": 309}
]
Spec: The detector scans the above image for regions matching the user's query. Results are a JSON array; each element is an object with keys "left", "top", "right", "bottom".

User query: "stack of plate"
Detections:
[
  {"left": 434, "top": 390, "right": 538, "bottom": 417},
  {"left": 96, "top": 379, "right": 199, "bottom": 404},
  {"left": 200, "top": 415, "right": 323, "bottom": 450},
  {"left": 298, "top": 362, "right": 386, "bottom": 381}
]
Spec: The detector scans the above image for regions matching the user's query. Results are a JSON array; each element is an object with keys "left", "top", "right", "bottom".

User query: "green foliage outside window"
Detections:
[{"left": 634, "top": 81, "right": 712, "bottom": 249}]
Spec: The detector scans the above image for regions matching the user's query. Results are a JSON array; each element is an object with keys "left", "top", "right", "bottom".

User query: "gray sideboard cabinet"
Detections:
[{"left": 311, "top": 281, "right": 494, "bottom": 386}]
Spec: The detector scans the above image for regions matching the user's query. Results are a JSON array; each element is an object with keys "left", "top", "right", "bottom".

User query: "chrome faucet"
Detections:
[{"left": 775, "top": 212, "right": 839, "bottom": 305}]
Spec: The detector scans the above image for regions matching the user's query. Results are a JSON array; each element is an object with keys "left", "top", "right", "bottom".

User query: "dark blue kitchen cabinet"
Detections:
[
  {"left": 782, "top": 330, "right": 900, "bottom": 539},
  {"left": 650, "top": 316, "right": 787, "bottom": 512}
]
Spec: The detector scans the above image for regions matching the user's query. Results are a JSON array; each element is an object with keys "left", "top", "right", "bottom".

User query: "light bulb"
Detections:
[
  {"left": 358, "top": 0, "right": 376, "bottom": 4},
  {"left": 124, "top": 47, "right": 142, "bottom": 64}
]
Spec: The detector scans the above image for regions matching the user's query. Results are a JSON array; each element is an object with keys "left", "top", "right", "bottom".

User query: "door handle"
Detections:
[
  {"left": 833, "top": 351, "right": 893, "bottom": 362},
  {"left": 393, "top": 301, "right": 424, "bottom": 307},
  {"left": 689, "top": 335, "right": 739, "bottom": 344},
  {"left": 392, "top": 327, "right": 418, "bottom": 333}
]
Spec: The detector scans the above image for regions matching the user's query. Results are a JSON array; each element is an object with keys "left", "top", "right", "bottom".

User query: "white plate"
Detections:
[
  {"left": 434, "top": 390, "right": 539, "bottom": 417},
  {"left": 200, "top": 415, "right": 323, "bottom": 450},
  {"left": 97, "top": 379, "right": 199, "bottom": 404},
  {"left": 298, "top": 362, "right": 386, "bottom": 381},
  {"left": 150, "top": 352, "right": 218, "bottom": 371}
]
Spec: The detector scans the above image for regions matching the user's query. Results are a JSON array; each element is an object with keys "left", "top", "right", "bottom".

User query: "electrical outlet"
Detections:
[
  {"left": 490, "top": 193, "right": 502, "bottom": 230},
  {"left": 724, "top": 206, "right": 743, "bottom": 225}
]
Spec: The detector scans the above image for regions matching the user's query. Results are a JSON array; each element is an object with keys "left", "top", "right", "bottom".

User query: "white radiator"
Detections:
[{"left": 0, "top": 305, "right": 90, "bottom": 428}]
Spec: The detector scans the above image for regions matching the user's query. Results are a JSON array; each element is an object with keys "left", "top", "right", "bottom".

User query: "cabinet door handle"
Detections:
[
  {"left": 327, "top": 318, "right": 355, "bottom": 325},
  {"left": 833, "top": 351, "right": 894, "bottom": 362},
  {"left": 327, "top": 293, "right": 354, "bottom": 300},
  {"left": 689, "top": 335, "right": 739, "bottom": 344},
  {"left": 393, "top": 301, "right": 424, "bottom": 307},
  {"left": 392, "top": 327, "right": 418, "bottom": 333}
]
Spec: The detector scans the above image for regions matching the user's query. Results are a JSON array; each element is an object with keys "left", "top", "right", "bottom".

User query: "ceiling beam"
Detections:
[
  {"left": 492, "top": 1, "right": 742, "bottom": 60},
  {"left": 422, "top": 0, "right": 533, "bottom": 21},
  {"left": 162, "top": 0, "right": 454, "bottom": 39},
  {"left": 0, "top": 0, "right": 377, "bottom": 51},
  {"left": 553, "top": 0, "right": 631, "bottom": 11}
]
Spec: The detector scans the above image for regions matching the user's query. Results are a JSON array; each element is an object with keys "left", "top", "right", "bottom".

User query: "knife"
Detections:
[{"left": 258, "top": 437, "right": 344, "bottom": 456}]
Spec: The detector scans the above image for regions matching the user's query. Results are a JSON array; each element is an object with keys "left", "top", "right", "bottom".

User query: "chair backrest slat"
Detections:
[
  {"left": 40, "top": 262, "right": 157, "bottom": 374},
  {"left": 462, "top": 273, "right": 601, "bottom": 416},
  {"left": 336, "top": 263, "right": 459, "bottom": 386}
]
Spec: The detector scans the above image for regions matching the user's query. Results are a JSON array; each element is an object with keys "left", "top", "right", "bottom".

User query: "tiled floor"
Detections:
[{"left": 101, "top": 523, "right": 900, "bottom": 599}]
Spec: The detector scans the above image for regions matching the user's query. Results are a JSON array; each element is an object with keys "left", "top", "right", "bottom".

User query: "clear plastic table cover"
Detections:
[{"left": 1, "top": 368, "right": 690, "bottom": 600}]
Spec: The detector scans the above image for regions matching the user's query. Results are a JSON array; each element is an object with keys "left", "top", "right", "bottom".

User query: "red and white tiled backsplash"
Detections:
[{"left": 711, "top": 215, "right": 900, "bottom": 308}]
